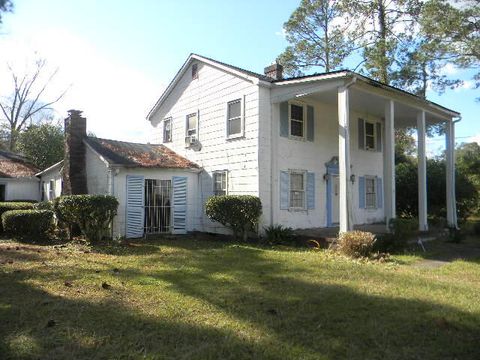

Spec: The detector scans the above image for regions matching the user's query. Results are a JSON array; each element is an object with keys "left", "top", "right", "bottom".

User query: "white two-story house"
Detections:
[
  {"left": 52, "top": 53, "right": 459, "bottom": 239},
  {"left": 144, "top": 54, "right": 459, "bottom": 237}
]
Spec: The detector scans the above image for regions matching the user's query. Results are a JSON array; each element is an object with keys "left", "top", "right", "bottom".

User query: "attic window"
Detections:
[{"left": 192, "top": 64, "right": 198, "bottom": 79}]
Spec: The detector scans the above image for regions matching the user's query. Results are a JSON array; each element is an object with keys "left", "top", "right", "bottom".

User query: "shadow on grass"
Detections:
[
  {"left": 1, "top": 241, "right": 479, "bottom": 359},
  {"left": 406, "top": 236, "right": 480, "bottom": 263}
]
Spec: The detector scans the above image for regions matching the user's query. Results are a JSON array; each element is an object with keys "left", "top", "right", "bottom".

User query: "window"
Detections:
[
  {"left": 365, "top": 121, "right": 376, "bottom": 150},
  {"left": 227, "top": 99, "right": 242, "bottom": 137},
  {"left": 290, "top": 171, "right": 306, "bottom": 209},
  {"left": 213, "top": 171, "right": 228, "bottom": 196},
  {"left": 289, "top": 103, "right": 305, "bottom": 138},
  {"left": 192, "top": 64, "right": 198, "bottom": 79},
  {"left": 186, "top": 113, "right": 197, "bottom": 137},
  {"left": 163, "top": 118, "right": 172, "bottom": 143},
  {"left": 365, "top": 177, "right": 377, "bottom": 208},
  {"left": 49, "top": 180, "right": 55, "bottom": 200}
]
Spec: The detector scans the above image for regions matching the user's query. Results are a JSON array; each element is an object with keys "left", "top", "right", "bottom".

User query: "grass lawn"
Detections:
[{"left": 1, "top": 236, "right": 479, "bottom": 360}]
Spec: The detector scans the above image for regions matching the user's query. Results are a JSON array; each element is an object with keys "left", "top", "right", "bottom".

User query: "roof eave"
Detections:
[{"left": 146, "top": 54, "right": 267, "bottom": 121}]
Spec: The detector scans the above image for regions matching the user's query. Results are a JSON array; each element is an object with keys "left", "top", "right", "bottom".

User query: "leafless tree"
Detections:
[{"left": 0, "top": 58, "right": 68, "bottom": 150}]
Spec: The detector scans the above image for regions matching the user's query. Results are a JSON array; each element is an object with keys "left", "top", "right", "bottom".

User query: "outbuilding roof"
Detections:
[
  {"left": 0, "top": 150, "right": 39, "bottom": 178},
  {"left": 84, "top": 137, "right": 200, "bottom": 169}
]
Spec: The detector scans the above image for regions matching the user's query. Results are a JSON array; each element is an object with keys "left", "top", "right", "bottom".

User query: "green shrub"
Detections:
[
  {"left": 386, "top": 218, "right": 418, "bottom": 251},
  {"left": 336, "top": 231, "right": 376, "bottom": 258},
  {"left": 56, "top": 195, "right": 119, "bottom": 242},
  {"left": 2, "top": 209, "right": 54, "bottom": 240},
  {"left": 205, "top": 195, "right": 262, "bottom": 241},
  {"left": 0, "top": 202, "right": 35, "bottom": 232},
  {"left": 446, "top": 227, "right": 465, "bottom": 243},
  {"left": 34, "top": 201, "right": 54, "bottom": 211},
  {"left": 264, "top": 224, "right": 295, "bottom": 245}
]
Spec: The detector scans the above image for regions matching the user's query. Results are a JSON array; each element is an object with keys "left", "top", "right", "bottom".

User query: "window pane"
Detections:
[
  {"left": 290, "top": 191, "right": 304, "bottom": 208},
  {"left": 228, "top": 101, "right": 241, "bottom": 119},
  {"left": 188, "top": 114, "right": 197, "bottom": 130},
  {"left": 366, "top": 135, "right": 375, "bottom": 149},
  {"left": 291, "top": 173, "right": 304, "bottom": 190},
  {"left": 291, "top": 104, "right": 303, "bottom": 120},
  {"left": 365, "top": 122, "right": 374, "bottom": 136},
  {"left": 228, "top": 118, "right": 241, "bottom": 135},
  {"left": 291, "top": 120, "right": 303, "bottom": 137}
]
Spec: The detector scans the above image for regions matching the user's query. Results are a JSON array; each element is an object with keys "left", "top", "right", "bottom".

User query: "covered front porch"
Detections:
[{"left": 271, "top": 71, "right": 459, "bottom": 233}]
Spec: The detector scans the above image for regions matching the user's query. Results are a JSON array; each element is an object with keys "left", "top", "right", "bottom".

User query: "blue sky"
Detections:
[{"left": 0, "top": 0, "right": 478, "bottom": 150}]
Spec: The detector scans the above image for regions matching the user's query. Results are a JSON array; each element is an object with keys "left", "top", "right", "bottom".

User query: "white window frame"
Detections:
[
  {"left": 226, "top": 96, "right": 245, "bottom": 139},
  {"left": 365, "top": 176, "right": 377, "bottom": 209},
  {"left": 364, "top": 120, "right": 377, "bottom": 151},
  {"left": 213, "top": 170, "right": 228, "bottom": 196},
  {"left": 288, "top": 101, "right": 306, "bottom": 140},
  {"left": 163, "top": 117, "right": 172, "bottom": 143},
  {"left": 289, "top": 170, "right": 307, "bottom": 211},
  {"left": 185, "top": 111, "right": 199, "bottom": 148}
]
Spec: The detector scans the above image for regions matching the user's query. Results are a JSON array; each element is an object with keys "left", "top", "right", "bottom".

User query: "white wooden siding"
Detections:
[
  {"left": 0, "top": 178, "right": 40, "bottom": 201},
  {"left": 149, "top": 62, "right": 261, "bottom": 234}
]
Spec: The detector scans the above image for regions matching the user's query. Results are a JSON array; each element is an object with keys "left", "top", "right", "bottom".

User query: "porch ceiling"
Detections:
[{"left": 303, "top": 85, "right": 450, "bottom": 128}]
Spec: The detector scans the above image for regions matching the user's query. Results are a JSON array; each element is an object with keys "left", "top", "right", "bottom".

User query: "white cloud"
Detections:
[
  {"left": 275, "top": 28, "right": 287, "bottom": 39},
  {"left": 0, "top": 28, "right": 164, "bottom": 143},
  {"left": 469, "top": 134, "right": 480, "bottom": 145},
  {"left": 440, "top": 63, "right": 458, "bottom": 76},
  {"left": 458, "top": 80, "right": 475, "bottom": 91}
]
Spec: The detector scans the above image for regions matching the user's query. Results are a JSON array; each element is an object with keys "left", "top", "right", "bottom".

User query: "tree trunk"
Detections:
[{"left": 377, "top": 0, "right": 389, "bottom": 84}]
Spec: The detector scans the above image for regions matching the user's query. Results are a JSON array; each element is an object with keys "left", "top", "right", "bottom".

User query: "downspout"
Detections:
[{"left": 452, "top": 117, "right": 461, "bottom": 229}]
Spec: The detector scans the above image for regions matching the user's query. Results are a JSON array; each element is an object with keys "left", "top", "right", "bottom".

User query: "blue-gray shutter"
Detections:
[
  {"left": 306, "top": 105, "right": 314, "bottom": 142},
  {"left": 173, "top": 176, "right": 188, "bottom": 234},
  {"left": 280, "top": 171, "right": 290, "bottom": 209},
  {"left": 376, "top": 122, "right": 382, "bottom": 152},
  {"left": 126, "top": 175, "right": 144, "bottom": 239},
  {"left": 358, "top": 118, "right": 365, "bottom": 150},
  {"left": 307, "top": 172, "right": 315, "bottom": 209},
  {"left": 359, "top": 176, "right": 366, "bottom": 209},
  {"left": 376, "top": 177, "right": 383, "bottom": 209},
  {"left": 280, "top": 102, "right": 289, "bottom": 137}
]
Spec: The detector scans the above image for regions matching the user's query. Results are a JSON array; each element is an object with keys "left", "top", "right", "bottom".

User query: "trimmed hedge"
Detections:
[
  {"left": 205, "top": 195, "right": 262, "bottom": 241},
  {"left": 0, "top": 202, "right": 35, "bottom": 232},
  {"left": 2, "top": 209, "right": 54, "bottom": 239},
  {"left": 55, "top": 195, "right": 119, "bottom": 242}
]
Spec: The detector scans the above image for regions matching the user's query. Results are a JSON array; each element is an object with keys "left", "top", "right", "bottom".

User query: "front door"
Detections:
[
  {"left": 144, "top": 179, "right": 172, "bottom": 234},
  {"left": 332, "top": 175, "right": 340, "bottom": 224}
]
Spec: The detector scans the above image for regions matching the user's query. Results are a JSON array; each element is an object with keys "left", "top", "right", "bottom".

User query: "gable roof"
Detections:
[
  {"left": 0, "top": 150, "right": 39, "bottom": 178},
  {"left": 36, "top": 160, "right": 64, "bottom": 177},
  {"left": 147, "top": 54, "right": 459, "bottom": 120},
  {"left": 84, "top": 137, "right": 200, "bottom": 169}
]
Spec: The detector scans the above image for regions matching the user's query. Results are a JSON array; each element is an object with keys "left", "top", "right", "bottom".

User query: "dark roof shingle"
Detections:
[
  {"left": 85, "top": 137, "right": 200, "bottom": 169},
  {"left": 0, "top": 150, "right": 39, "bottom": 178}
]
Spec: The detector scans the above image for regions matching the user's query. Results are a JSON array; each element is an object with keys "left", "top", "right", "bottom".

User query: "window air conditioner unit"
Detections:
[{"left": 185, "top": 135, "right": 197, "bottom": 146}]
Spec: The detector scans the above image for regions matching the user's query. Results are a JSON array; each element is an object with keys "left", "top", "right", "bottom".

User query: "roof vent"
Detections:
[{"left": 264, "top": 62, "right": 283, "bottom": 81}]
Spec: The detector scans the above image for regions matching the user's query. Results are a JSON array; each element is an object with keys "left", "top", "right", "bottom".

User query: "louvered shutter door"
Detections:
[
  {"left": 358, "top": 118, "right": 365, "bottom": 150},
  {"left": 359, "top": 176, "right": 366, "bottom": 209},
  {"left": 280, "top": 102, "right": 289, "bottom": 137},
  {"left": 307, "top": 172, "right": 315, "bottom": 209},
  {"left": 376, "top": 122, "right": 382, "bottom": 152},
  {"left": 280, "top": 171, "right": 290, "bottom": 209},
  {"left": 172, "top": 176, "right": 188, "bottom": 234},
  {"left": 126, "top": 175, "right": 144, "bottom": 239},
  {"left": 307, "top": 105, "right": 314, "bottom": 142},
  {"left": 376, "top": 177, "right": 383, "bottom": 209}
]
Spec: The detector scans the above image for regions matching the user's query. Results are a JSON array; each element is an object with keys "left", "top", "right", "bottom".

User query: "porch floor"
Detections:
[{"left": 294, "top": 223, "right": 389, "bottom": 239}]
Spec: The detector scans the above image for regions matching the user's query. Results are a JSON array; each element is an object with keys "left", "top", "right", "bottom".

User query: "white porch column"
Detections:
[
  {"left": 417, "top": 111, "right": 428, "bottom": 231},
  {"left": 338, "top": 86, "right": 352, "bottom": 232},
  {"left": 446, "top": 120, "right": 458, "bottom": 228},
  {"left": 383, "top": 100, "right": 396, "bottom": 228}
]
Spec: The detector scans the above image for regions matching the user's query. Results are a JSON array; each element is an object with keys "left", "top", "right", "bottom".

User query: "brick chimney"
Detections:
[
  {"left": 264, "top": 62, "right": 283, "bottom": 81},
  {"left": 63, "top": 109, "right": 88, "bottom": 195}
]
